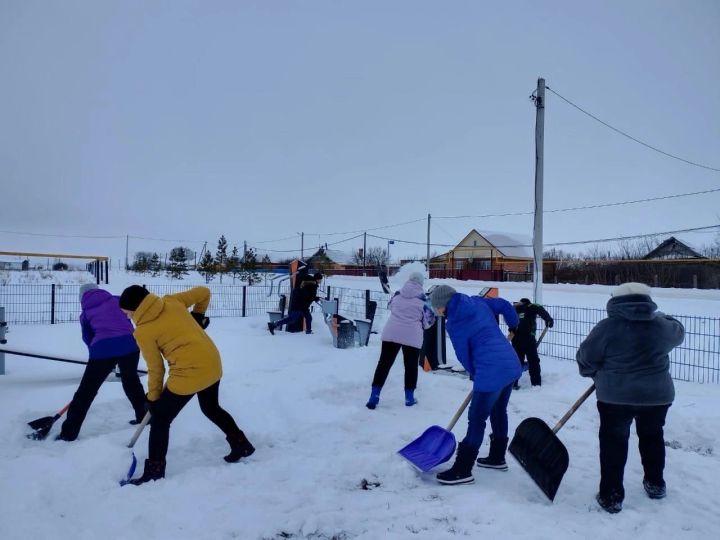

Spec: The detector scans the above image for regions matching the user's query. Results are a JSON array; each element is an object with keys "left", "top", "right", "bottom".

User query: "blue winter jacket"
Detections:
[{"left": 445, "top": 293, "right": 521, "bottom": 392}]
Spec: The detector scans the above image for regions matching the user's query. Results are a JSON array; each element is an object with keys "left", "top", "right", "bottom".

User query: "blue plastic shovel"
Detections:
[
  {"left": 119, "top": 411, "right": 151, "bottom": 486},
  {"left": 398, "top": 390, "right": 473, "bottom": 472}
]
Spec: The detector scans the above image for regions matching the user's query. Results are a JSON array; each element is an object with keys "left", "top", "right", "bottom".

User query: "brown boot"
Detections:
[
  {"left": 224, "top": 432, "right": 255, "bottom": 463},
  {"left": 129, "top": 459, "right": 166, "bottom": 486}
]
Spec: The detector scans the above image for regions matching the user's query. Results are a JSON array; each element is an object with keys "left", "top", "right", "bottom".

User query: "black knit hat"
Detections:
[
  {"left": 313, "top": 272, "right": 324, "bottom": 281},
  {"left": 119, "top": 285, "right": 150, "bottom": 311}
]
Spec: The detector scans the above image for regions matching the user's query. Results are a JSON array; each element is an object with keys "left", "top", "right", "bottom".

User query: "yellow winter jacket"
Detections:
[{"left": 132, "top": 287, "right": 222, "bottom": 401}]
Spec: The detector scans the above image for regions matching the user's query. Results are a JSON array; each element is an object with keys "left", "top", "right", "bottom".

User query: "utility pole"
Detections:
[
  {"left": 387, "top": 240, "right": 394, "bottom": 271},
  {"left": 300, "top": 233, "right": 304, "bottom": 259},
  {"left": 363, "top": 232, "right": 367, "bottom": 268},
  {"left": 244, "top": 240, "right": 247, "bottom": 259},
  {"left": 125, "top": 235, "right": 129, "bottom": 270},
  {"left": 532, "top": 77, "right": 545, "bottom": 304},
  {"left": 426, "top": 214, "right": 431, "bottom": 273}
]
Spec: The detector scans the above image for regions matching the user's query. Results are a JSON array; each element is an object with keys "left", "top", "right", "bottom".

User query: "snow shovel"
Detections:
[
  {"left": 398, "top": 390, "right": 474, "bottom": 472},
  {"left": 509, "top": 384, "right": 595, "bottom": 501},
  {"left": 27, "top": 402, "right": 71, "bottom": 440},
  {"left": 119, "top": 410, "right": 151, "bottom": 486}
]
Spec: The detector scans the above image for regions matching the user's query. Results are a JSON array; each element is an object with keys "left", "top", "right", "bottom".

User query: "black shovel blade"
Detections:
[
  {"left": 28, "top": 415, "right": 56, "bottom": 431},
  {"left": 27, "top": 413, "right": 60, "bottom": 440},
  {"left": 509, "top": 417, "right": 569, "bottom": 502}
]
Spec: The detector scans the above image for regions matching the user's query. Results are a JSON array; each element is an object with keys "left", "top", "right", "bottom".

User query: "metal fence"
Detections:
[
  {"left": 536, "top": 305, "right": 720, "bottom": 385},
  {"left": 1, "top": 284, "right": 718, "bottom": 384}
]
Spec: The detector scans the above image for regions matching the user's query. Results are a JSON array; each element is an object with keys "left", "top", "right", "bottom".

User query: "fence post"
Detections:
[
  {"left": 242, "top": 286, "right": 247, "bottom": 317},
  {"left": 0, "top": 307, "right": 6, "bottom": 375},
  {"left": 654, "top": 274, "right": 659, "bottom": 287},
  {"left": 693, "top": 274, "right": 698, "bottom": 289},
  {"left": 365, "top": 289, "right": 370, "bottom": 318},
  {"left": 51, "top": 284, "right": 56, "bottom": 325},
  {"left": 326, "top": 285, "right": 331, "bottom": 300}
]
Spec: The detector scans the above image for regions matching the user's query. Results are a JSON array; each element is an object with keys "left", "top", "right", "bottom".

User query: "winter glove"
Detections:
[
  {"left": 191, "top": 311, "right": 210, "bottom": 329},
  {"left": 547, "top": 320, "right": 554, "bottom": 328},
  {"left": 145, "top": 395, "right": 158, "bottom": 416}
]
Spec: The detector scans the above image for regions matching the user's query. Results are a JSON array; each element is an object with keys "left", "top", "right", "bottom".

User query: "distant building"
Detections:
[
  {"left": 642, "top": 236, "right": 706, "bottom": 260},
  {"left": 429, "top": 229, "right": 534, "bottom": 281},
  {"left": 307, "top": 247, "right": 355, "bottom": 272},
  {"left": 0, "top": 260, "right": 24, "bottom": 271}
]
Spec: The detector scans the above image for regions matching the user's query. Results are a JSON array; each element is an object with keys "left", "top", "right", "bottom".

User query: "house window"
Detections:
[{"left": 455, "top": 260, "right": 464, "bottom": 270}]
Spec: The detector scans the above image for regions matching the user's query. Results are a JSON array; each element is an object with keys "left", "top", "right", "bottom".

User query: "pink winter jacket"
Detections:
[{"left": 380, "top": 280, "right": 435, "bottom": 348}]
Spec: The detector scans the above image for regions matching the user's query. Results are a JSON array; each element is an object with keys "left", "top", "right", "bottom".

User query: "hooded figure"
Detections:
[
  {"left": 118, "top": 285, "right": 254, "bottom": 486},
  {"left": 366, "top": 272, "right": 435, "bottom": 409},
  {"left": 577, "top": 282, "right": 685, "bottom": 514}
]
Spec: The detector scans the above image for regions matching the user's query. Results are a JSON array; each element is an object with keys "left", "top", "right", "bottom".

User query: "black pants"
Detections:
[
  {"left": 597, "top": 401, "right": 670, "bottom": 499},
  {"left": 61, "top": 351, "right": 146, "bottom": 440},
  {"left": 512, "top": 335, "right": 541, "bottom": 385},
  {"left": 371, "top": 341, "right": 420, "bottom": 390},
  {"left": 148, "top": 381, "right": 242, "bottom": 461},
  {"left": 275, "top": 309, "right": 313, "bottom": 333}
]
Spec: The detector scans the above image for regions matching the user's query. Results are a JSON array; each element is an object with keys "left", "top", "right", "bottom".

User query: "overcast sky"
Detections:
[{"left": 1, "top": 0, "right": 719, "bottom": 264}]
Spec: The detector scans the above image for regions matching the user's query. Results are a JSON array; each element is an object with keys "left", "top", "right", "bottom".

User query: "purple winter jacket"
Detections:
[
  {"left": 380, "top": 280, "right": 435, "bottom": 348},
  {"left": 80, "top": 289, "right": 139, "bottom": 360}
]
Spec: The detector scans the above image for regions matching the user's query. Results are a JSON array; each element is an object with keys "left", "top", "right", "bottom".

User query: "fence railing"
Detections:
[
  {"left": 536, "top": 305, "right": 720, "bottom": 385},
  {"left": 1, "top": 284, "right": 718, "bottom": 384}
]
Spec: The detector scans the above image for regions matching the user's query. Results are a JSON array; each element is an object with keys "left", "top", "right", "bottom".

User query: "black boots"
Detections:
[
  {"left": 267, "top": 322, "right": 275, "bottom": 335},
  {"left": 596, "top": 491, "right": 623, "bottom": 513},
  {"left": 643, "top": 479, "right": 666, "bottom": 499},
  {"left": 436, "top": 443, "right": 479, "bottom": 485},
  {"left": 129, "top": 459, "right": 166, "bottom": 486},
  {"left": 476, "top": 435, "right": 509, "bottom": 471},
  {"left": 224, "top": 432, "right": 255, "bottom": 463}
]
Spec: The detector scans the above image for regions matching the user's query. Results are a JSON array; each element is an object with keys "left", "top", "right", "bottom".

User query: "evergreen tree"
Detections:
[
  {"left": 149, "top": 252, "right": 162, "bottom": 276},
  {"left": 166, "top": 246, "right": 190, "bottom": 279},
  {"left": 131, "top": 252, "right": 150, "bottom": 274},
  {"left": 198, "top": 251, "right": 217, "bottom": 283},
  {"left": 215, "top": 235, "right": 228, "bottom": 283},
  {"left": 228, "top": 246, "right": 242, "bottom": 283},
  {"left": 241, "top": 247, "right": 261, "bottom": 285}
]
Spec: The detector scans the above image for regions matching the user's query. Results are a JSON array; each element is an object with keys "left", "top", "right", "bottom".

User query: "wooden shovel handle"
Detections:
[
  {"left": 58, "top": 402, "right": 71, "bottom": 417},
  {"left": 446, "top": 390, "right": 474, "bottom": 431},
  {"left": 536, "top": 326, "right": 549, "bottom": 346},
  {"left": 552, "top": 384, "right": 595, "bottom": 434},
  {"left": 127, "top": 411, "right": 152, "bottom": 449}
]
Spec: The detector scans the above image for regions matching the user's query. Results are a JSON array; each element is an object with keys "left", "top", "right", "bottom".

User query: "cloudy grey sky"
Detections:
[{"left": 1, "top": 0, "right": 719, "bottom": 263}]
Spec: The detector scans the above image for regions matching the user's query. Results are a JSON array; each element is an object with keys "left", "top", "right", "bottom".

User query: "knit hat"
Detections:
[
  {"left": 119, "top": 285, "right": 150, "bottom": 311},
  {"left": 313, "top": 272, "right": 324, "bottom": 281},
  {"left": 79, "top": 283, "right": 98, "bottom": 302},
  {"left": 519, "top": 297, "right": 531, "bottom": 304},
  {"left": 612, "top": 282, "right": 652, "bottom": 298},
  {"left": 408, "top": 272, "right": 424, "bottom": 285},
  {"left": 429, "top": 285, "right": 457, "bottom": 310}
]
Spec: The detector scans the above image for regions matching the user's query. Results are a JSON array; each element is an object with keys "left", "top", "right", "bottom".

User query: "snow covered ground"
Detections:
[{"left": 1, "top": 272, "right": 719, "bottom": 539}]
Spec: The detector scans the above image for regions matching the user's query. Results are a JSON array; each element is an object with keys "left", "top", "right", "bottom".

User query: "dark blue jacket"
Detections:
[{"left": 445, "top": 293, "right": 521, "bottom": 392}]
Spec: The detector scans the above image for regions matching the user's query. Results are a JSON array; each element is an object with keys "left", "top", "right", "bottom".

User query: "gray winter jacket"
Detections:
[{"left": 576, "top": 294, "right": 684, "bottom": 406}]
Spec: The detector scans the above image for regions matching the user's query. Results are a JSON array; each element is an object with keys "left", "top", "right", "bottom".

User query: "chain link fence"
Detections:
[{"left": 1, "top": 284, "right": 718, "bottom": 383}]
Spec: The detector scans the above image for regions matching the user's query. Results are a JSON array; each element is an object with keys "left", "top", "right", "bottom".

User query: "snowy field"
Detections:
[{"left": 1, "top": 271, "right": 719, "bottom": 539}]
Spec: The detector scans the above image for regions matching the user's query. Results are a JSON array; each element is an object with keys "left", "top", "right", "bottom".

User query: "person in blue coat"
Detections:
[{"left": 429, "top": 285, "right": 520, "bottom": 485}]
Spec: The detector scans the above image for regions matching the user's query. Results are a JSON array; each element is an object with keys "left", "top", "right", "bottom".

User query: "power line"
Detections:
[
  {"left": 435, "top": 186, "right": 720, "bottom": 220},
  {"left": 369, "top": 224, "right": 720, "bottom": 250},
  {"left": 545, "top": 86, "right": 720, "bottom": 173},
  {"left": 258, "top": 233, "right": 364, "bottom": 253},
  {"left": 0, "top": 230, "right": 124, "bottom": 239},
  {"left": 304, "top": 217, "right": 427, "bottom": 237}
]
